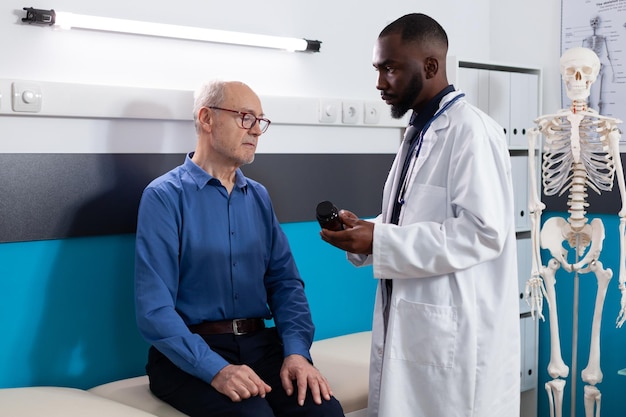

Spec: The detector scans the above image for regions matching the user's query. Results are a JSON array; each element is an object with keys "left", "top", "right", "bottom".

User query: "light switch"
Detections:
[
  {"left": 12, "top": 82, "right": 42, "bottom": 112},
  {"left": 319, "top": 99, "right": 340, "bottom": 123}
]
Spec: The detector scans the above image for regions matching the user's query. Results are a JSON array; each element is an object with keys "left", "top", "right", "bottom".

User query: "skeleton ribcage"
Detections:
[{"left": 542, "top": 116, "right": 615, "bottom": 196}]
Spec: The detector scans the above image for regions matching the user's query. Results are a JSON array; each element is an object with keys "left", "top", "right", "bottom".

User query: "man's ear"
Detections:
[
  {"left": 424, "top": 57, "right": 439, "bottom": 79},
  {"left": 198, "top": 107, "right": 212, "bottom": 130}
]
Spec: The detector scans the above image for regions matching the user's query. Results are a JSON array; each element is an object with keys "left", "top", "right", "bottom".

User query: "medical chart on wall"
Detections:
[{"left": 561, "top": 0, "right": 626, "bottom": 128}]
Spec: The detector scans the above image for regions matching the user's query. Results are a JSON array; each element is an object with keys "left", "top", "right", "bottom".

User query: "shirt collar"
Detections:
[
  {"left": 184, "top": 152, "right": 248, "bottom": 191},
  {"left": 409, "top": 84, "right": 456, "bottom": 135}
]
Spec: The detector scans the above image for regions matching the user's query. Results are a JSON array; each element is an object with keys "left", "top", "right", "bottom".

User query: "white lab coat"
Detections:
[{"left": 349, "top": 91, "right": 521, "bottom": 417}]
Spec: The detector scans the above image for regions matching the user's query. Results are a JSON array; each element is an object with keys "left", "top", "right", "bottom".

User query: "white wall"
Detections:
[
  {"left": 0, "top": 0, "right": 562, "bottom": 148},
  {"left": 489, "top": 0, "right": 562, "bottom": 114},
  {"left": 1, "top": 0, "right": 495, "bottom": 99},
  {"left": 1, "top": 0, "right": 562, "bottom": 120}
]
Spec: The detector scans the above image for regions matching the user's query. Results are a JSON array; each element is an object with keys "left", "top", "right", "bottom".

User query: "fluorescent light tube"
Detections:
[{"left": 22, "top": 7, "right": 321, "bottom": 52}]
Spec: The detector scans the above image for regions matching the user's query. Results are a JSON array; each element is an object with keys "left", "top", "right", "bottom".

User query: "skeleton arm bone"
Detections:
[
  {"left": 607, "top": 126, "right": 626, "bottom": 226},
  {"left": 618, "top": 216, "right": 626, "bottom": 328},
  {"left": 526, "top": 127, "right": 547, "bottom": 320},
  {"left": 607, "top": 126, "right": 626, "bottom": 327},
  {"left": 528, "top": 126, "right": 546, "bottom": 218}
]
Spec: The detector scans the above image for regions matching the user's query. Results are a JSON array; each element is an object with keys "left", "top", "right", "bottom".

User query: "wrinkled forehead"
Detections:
[{"left": 224, "top": 82, "right": 263, "bottom": 113}]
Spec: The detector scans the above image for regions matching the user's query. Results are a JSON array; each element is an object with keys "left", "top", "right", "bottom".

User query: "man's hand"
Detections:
[
  {"left": 211, "top": 364, "right": 272, "bottom": 402},
  {"left": 320, "top": 210, "right": 374, "bottom": 255},
  {"left": 280, "top": 354, "right": 333, "bottom": 406}
]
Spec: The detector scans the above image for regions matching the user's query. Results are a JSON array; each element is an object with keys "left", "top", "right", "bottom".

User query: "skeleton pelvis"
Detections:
[{"left": 541, "top": 217, "right": 605, "bottom": 269}]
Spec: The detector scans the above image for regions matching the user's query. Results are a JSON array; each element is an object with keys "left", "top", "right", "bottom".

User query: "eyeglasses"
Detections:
[{"left": 208, "top": 106, "right": 271, "bottom": 133}]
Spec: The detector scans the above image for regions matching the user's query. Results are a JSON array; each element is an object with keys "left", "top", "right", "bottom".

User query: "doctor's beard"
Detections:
[{"left": 390, "top": 74, "right": 422, "bottom": 119}]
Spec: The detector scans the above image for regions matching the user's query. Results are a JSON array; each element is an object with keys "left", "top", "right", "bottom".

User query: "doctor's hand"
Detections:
[{"left": 320, "top": 210, "right": 374, "bottom": 255}]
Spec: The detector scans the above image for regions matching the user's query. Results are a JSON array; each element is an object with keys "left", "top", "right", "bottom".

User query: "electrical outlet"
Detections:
[
  {"left": 364, "top": 101, "right": 382, "bottom": 124},
  {"left": 12, "top": 82, "right": 42, "bottom": 112},
  {"left": 342, "top": 100, "right": 360, "bottom": 124},
  {"left": 319, "top": 99, "right": 340, "bottom": 123}
]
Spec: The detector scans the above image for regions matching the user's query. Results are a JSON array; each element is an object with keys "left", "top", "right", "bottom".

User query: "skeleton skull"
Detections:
[{"left": 560, "top": 47, "right": 601, "bottom": 102}]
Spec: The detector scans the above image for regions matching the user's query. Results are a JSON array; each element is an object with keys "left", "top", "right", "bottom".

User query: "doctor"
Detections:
[{"left": 321, "top": 13, "right": 520, "bottom": 417}]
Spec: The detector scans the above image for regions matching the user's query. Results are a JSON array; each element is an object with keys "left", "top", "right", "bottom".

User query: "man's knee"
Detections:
[
  {"left": 300, "top": 396, "right": 345, "bottom": 417},
  {"left": 179, "top": 395, "right": 276, "bottom": 417}
]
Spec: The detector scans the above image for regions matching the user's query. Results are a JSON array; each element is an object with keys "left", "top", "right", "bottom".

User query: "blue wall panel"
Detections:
[
  {"left": 0, "top": 222, "right": 376, "bottom": 389},
  {"left": 0, "top": 235, "right": 147, "bottom": 389},
  {"left": 282, "top": 222, "right": 377, "bottom": 340}
]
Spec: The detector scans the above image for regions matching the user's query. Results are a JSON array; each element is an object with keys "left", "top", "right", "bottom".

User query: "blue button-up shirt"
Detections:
[{"left": 135, "top": 153, "right": 314, "bottom": 383}]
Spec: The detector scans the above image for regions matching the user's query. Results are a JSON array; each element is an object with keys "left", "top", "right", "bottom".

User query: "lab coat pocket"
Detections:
[
  {"left": 389, "top": 298, "right": 458, "bottom": 368},
  {"left": 400, "top": 184, "right": 446, "bottom": 223}
]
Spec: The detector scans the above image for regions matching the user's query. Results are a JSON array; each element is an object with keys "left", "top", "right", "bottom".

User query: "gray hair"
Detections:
[{"left": 192, "top": 79, "right": 226, "bottom": 132}]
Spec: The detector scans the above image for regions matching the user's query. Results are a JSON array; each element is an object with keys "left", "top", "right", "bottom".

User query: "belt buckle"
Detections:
[{"left": 232, "top": 319, "right": 246, "bottom": 336}]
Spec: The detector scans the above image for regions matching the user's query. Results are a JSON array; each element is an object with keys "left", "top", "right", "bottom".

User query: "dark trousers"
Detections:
[{"left": 146, "top": 328, "right": 345, "bottom": 417}]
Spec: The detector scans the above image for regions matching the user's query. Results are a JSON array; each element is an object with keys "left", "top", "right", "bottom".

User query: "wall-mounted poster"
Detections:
[{"left": 561, "top": 0, "right": 626, "bottom": 126}]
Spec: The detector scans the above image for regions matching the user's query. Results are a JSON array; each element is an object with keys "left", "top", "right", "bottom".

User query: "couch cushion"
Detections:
[
  {"left": 310, "top": 331, "right": 371, "bottom": 414},
  {"left": 88, "top": 376, "right": 187, "bottom": 417},
  {"left": 0, "top": 386, "right": 158, "bottom": 417},
  {"left": 90, "top": 331, "right": 372, "bottom": 416}
]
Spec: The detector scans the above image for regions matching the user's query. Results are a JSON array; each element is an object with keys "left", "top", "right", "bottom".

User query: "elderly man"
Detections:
[{"left": 135, "top": 80, "right": 344, "bottom": 417}]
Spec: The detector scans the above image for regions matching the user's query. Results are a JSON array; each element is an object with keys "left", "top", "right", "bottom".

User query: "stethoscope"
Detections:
[{"left": 397, "top": 92, "right": 465, "bottom": 206}]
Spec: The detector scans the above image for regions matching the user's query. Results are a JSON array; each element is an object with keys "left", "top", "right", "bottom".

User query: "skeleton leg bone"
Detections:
[
  {"left": 584, "top": 385, "right": 601, "bottom": 417},
  {"left": 581, "top": 260, "right": 611, "bottom": 386},
  {"left": 546, "top": 379, "right": 567, "bottom": 417},
  {"left": 542, "top": 258, "right": 570, "bottom": 379}
]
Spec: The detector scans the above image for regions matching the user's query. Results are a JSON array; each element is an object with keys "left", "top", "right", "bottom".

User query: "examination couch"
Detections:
[{"left": 0, "top": 331, "right": 371, "bottom": 417}]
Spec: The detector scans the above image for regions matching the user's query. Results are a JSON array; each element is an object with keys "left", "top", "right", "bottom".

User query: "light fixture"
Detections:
[{"left": 21, "top": 7, "right": 321, "bottom": 53}]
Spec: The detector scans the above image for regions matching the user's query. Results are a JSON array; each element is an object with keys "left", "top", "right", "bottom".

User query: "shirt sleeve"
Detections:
[
  {"left": 262, "top": 201, "right": 315, "bottom": 362},
  {"left": 134, "top": 185, "right": 229, "bottom": 383}
]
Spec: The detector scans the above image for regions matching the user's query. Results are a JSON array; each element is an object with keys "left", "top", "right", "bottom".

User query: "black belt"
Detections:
[{"left": 188, "top": 318, "right": 265, "bottom": 336}]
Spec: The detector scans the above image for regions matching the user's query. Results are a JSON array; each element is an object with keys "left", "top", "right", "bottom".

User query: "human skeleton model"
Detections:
[
  {"left": 525, "top": 47, "right": 626, "bottom": 417},
  {"left": 582, "top": 16, "right": 615, "bottom": 114}
]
